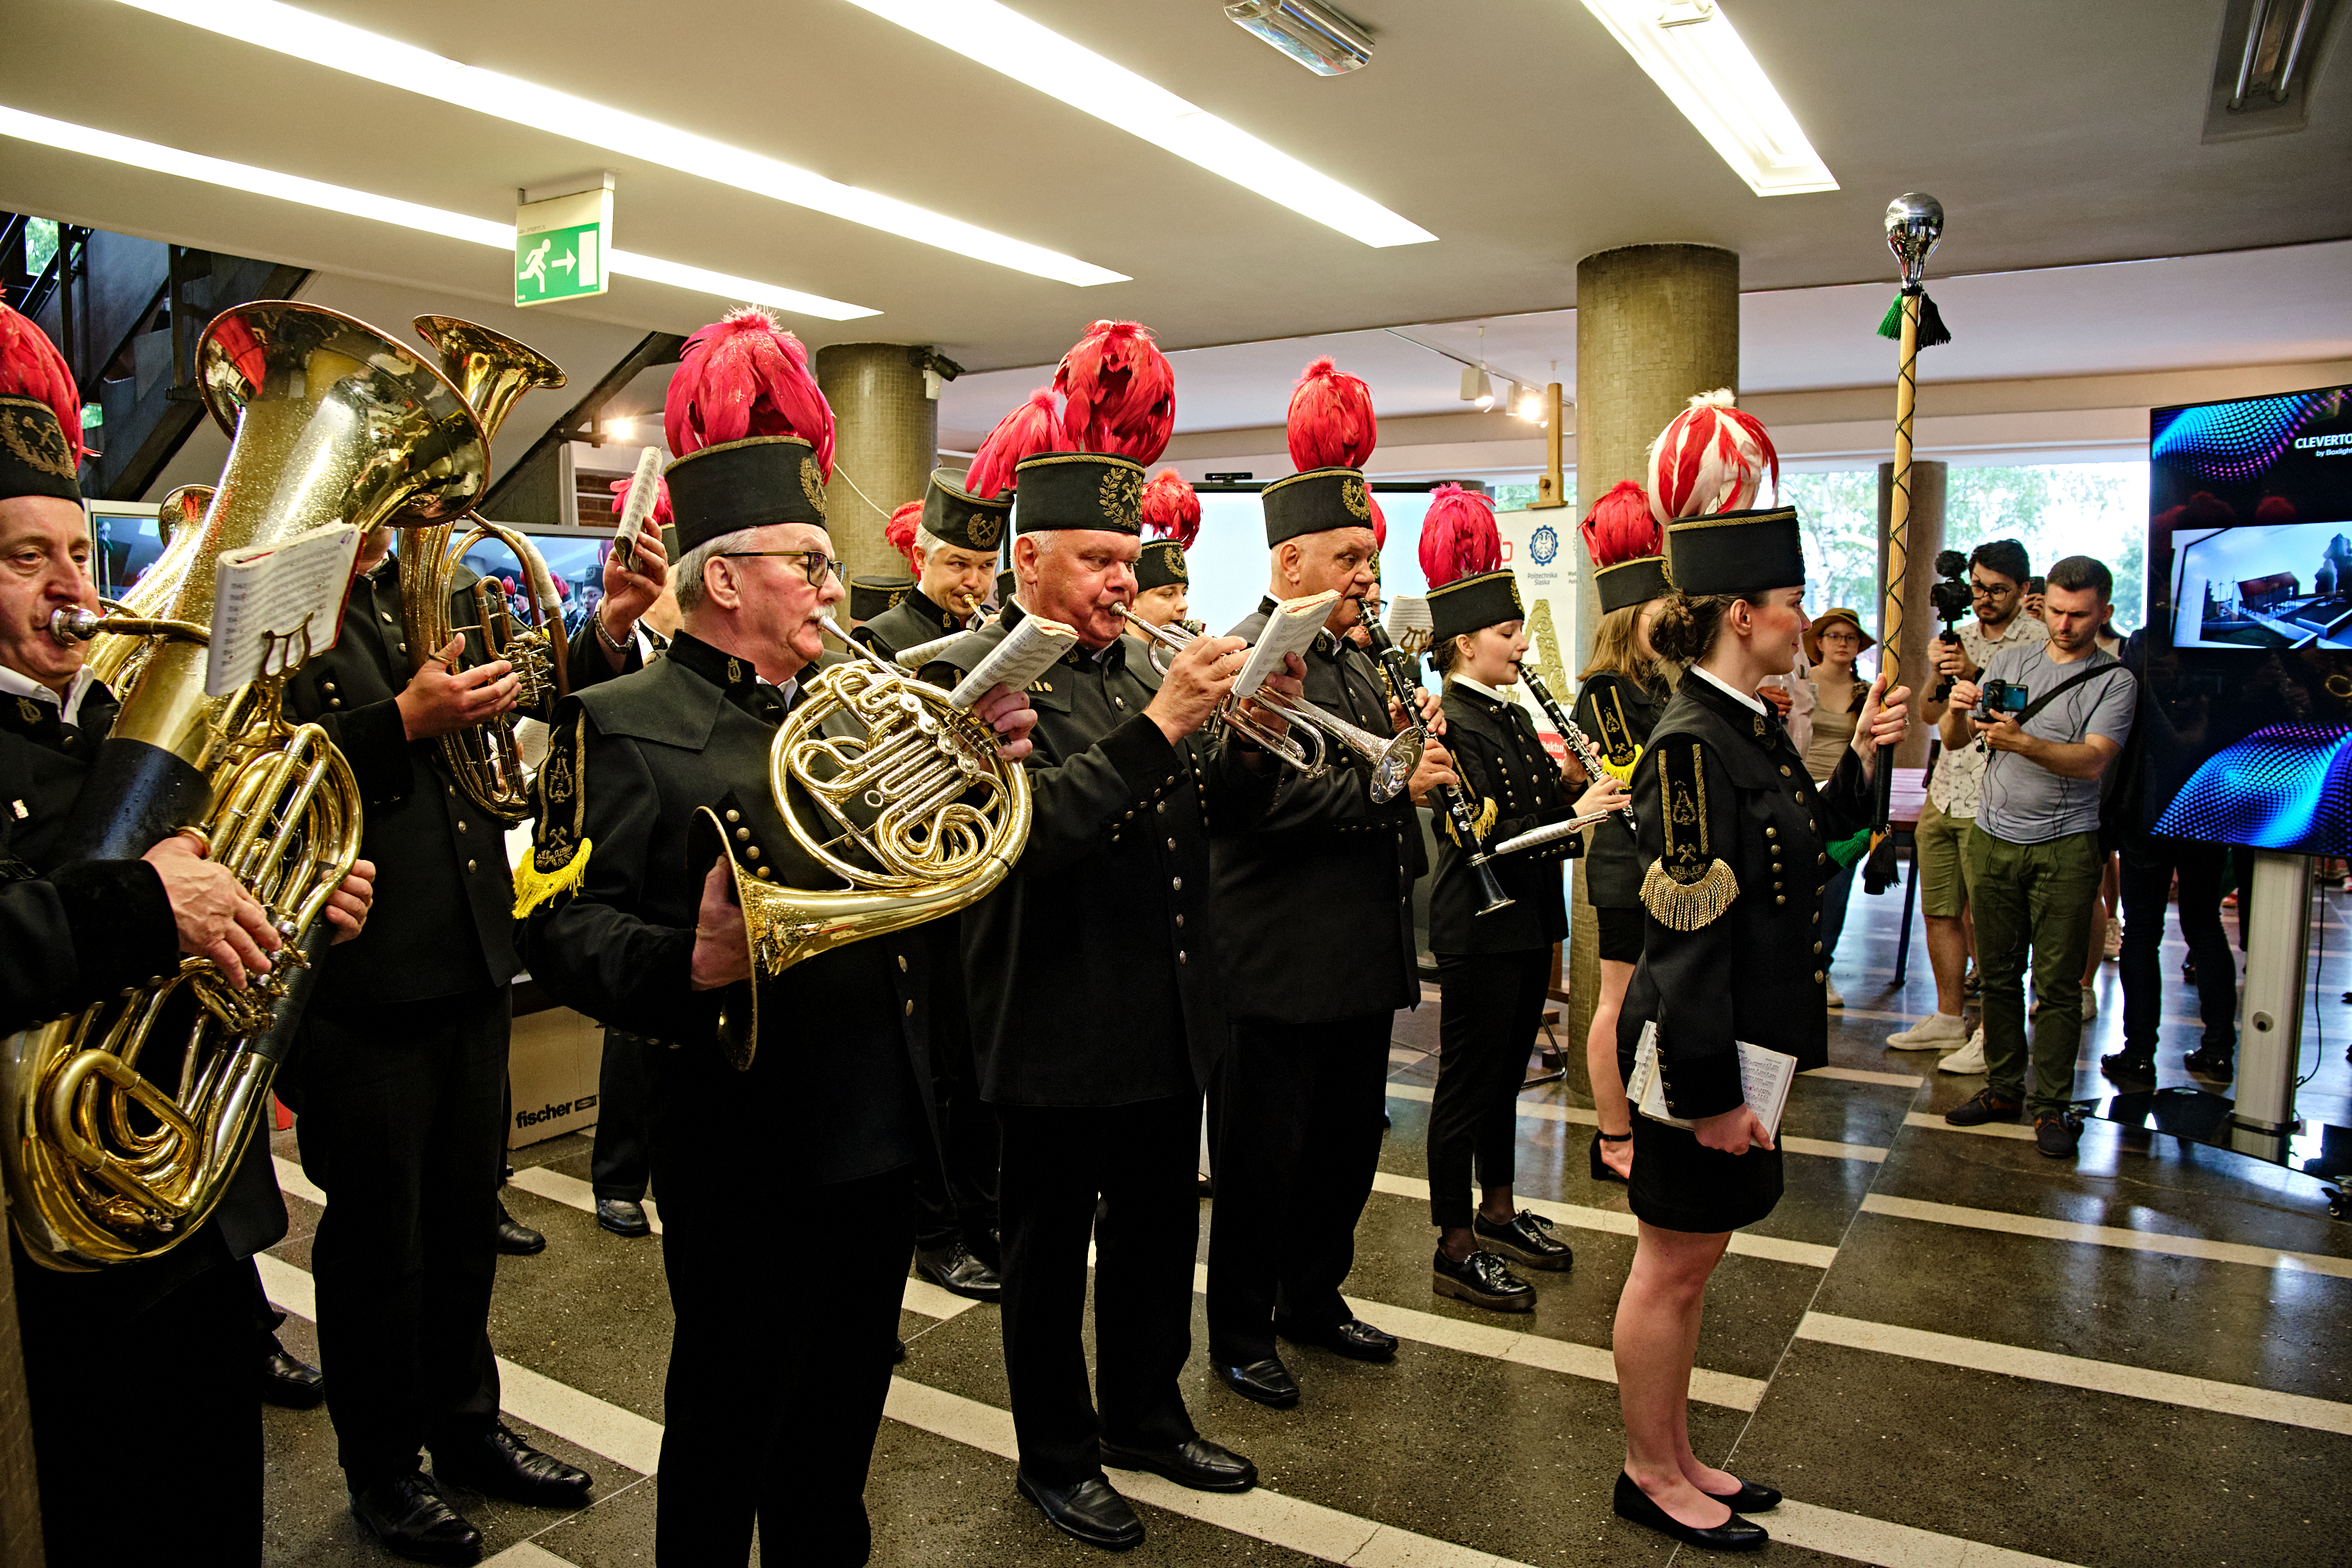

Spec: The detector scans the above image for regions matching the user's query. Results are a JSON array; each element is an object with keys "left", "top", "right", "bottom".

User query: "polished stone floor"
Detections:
[{"left": 257, "top": 877, "right": 2352, "bottom": 1566}]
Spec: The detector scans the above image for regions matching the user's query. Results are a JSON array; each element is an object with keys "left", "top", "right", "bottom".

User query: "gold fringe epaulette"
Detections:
[
  {"left": 513, "top": 837, "right": 592, "bottom": 919},
  {"left": 1600, "top": 743, "right": 1641, "bottom": 785},
  {"left": 1640, "top": 855, "right": 1738, "bottom": 931},
  {"left": 1441, "top": 796, "right": 1498, "bottom": 846}
]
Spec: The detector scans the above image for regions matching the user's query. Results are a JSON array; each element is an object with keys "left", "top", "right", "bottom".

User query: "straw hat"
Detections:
[{"left": 1803, "top": 607, "right": 1876, "bottom": 665}]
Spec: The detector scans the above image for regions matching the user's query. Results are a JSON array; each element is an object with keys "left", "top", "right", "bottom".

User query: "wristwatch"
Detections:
[{"left": 594, "top": 608, "right": 634, "bottom": 655}]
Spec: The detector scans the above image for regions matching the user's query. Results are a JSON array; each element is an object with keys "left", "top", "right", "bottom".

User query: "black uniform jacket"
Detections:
[
  {"left": 923, "top": 604, "right": 1278, "bottom": 1109},
  {"left": 282, "top": 558, "right": 619, "bottom": 1010},
  {"left": 1616, "top": 675, "right": 1870, "bottom": 1120},
  {"left": 1572, "top": 670, "right": 1662, "bottom": 910},
  {"left": 1210, "top": 599, "right": 1420, "bottom": 1026},
  {"left": 518, "top": 633, "right": 930, "bottom": 1187},
  {"left": 1428, "top": 682, "right": 1581, "bottom": 956},
  {"left": 853, "top": 586, "right": 968, "bottom": 662}
]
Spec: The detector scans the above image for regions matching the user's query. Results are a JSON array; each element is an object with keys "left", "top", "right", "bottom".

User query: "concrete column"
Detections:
[
  {"left": 815, "top": 344, "right": 937, "bottom": 584},
  {"left": 1565, "top": 244, "right": 1741, "bottom": 1056},
  {"left": 1876, "top": 457, "right": 1946, "bottom": 769}
]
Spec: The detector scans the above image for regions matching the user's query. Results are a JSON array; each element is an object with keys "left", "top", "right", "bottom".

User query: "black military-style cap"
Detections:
[
  {"left": 1595, "top": 555, "right": 1670, "bottom": 614},
  {"left": 996, "top": 567, "right": 1016, "bottom": 607},
  {"left": 923, "top": 466, "right": 1012, "bottom": 554},
  {"left": 1665, "top": 506, "right": 1806, "bottom": 596},
  {"left": 1428, "top": 569, "right": 1524, "bottom": 646},
  {"left": 1012, "top": 452, "right": 1145, "bottom": 535},
  {"left": 0, "top": 395, "right": 81, "bottom": 504},
  {"left": 848, "top": 575, "right": 912, "bottom": 621},
  {"left": 1136, "top": 540, "right": 1187, "bottom": 592},
  {"left": 1261, "top": 466, "right": 1375, "bottom": 547},
  {"left": 664, "top": 434, "right": 828, "bottom": 555}
]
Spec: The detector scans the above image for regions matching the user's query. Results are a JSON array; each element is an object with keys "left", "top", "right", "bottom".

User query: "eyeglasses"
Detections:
[
  {"left": 720, "top": 549, "right": 842, "bottom": 589},
  {"left": 1970, "top": 578, "right": 2016, "bottom": 597}
]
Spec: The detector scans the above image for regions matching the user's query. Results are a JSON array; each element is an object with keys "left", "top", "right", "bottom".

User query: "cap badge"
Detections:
[
  {"left": 1341, "top": 476, "right": 1371, "bottom": 522},
  {"left": 799, "top": 456, "right": 828, "bottom": 518}
]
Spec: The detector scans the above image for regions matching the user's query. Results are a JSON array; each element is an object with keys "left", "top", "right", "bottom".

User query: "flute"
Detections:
[{"left": 1515, "top": 664, "right": 1638, "bottom": 839}]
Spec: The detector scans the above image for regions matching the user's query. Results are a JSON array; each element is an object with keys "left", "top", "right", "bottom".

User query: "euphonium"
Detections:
[
  {"left": 400, "top": 315, "right": 571, "bottom": 822},
  {"left": 704, "top": 617, "right": 1031, "bottom": 1069},
  {"left": 1, "top": 301, "right": 488, "bottom": 1271}
]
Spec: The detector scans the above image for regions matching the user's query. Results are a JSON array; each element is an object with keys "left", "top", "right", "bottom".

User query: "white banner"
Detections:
[{"left": 1495, "top": 507, "right": 1581, "bottom": 762}]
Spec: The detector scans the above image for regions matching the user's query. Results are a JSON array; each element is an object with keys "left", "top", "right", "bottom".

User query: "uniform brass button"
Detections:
[
  {"left": 324, "top": 681, "right": 337, "bottom": 694},
  {"left": 726, "top": 809, "right": 740, "bottom": 823},
  {"left": 1156, "top": 802, "right": 1166, "bottom": 814},
  {"left": 898, "top": 954, "right": 908, "bottom": 972},
  {"left": 1178, "top": 951, "right": 1187, "bottom": 964},
  {"left": 456, "top": 819, "right": 468, "bottom": 833},
  {"left": 1166, "top": 837, "right": 1176, "bottom": 850},
  {"left": 1813, "top": 911, "right": 1821, "bottom": 923},
  {"left": 1774, "top": 881, "right": 1783, "bottom": 891},
  {"left": 1779, "top": 765, "right": 1791, "bottom": 777},
  {"left": 1818, "top": 853, "right": 1828, "bottom": 866},
  {"left": 1812, "top": 942, "right": 1823, "bottom": 954},
  {"left": 446, "top": 784, "right": 456, "bottom": 797},
  {"left": 466, "top": 859, "right": 476, "bottom": 873},
  {"left": 398, "top": 642, "right": 408, "bottom": 654},
  {"left": 903, "top": 999, "right": 914, "bottom": 1016},
  {"left": 1765, "top": 827, "right": 1777, "bottom": 839},
  {"left": 1775, "top": 894, "right": 1786, "bottom": 905},
  {"left": 1115, "top": 697, "right": 1126, "bottom": 708},
  {"left": 1175, "top": 913, "right": 1184, "bottom": 928},
  {"left": 328, "top": 697, "right": 341, "bottom": 707},
  {"left": 1171, "top": 876, "right": 1182, "bottom": 891},
  {"left": 756, "top": 866, "right": 772, "bottom": 880},
  {"left": 380, "top": 611, "right": 394, "bottom": 623},
  {"left": 735, "top": 827, "right": 749, "bottom": 842},
  {"left": 745, "top": 847, "right": 760, "bottom": 861},
  {"left": 1813, "top": 970, "right": 1825, "bottom": 983}
]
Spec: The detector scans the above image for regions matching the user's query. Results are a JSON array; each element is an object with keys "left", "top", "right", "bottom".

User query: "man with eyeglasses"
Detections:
[{"left": 1887, "top": 538, "right": 2044, "bottom": 1072}]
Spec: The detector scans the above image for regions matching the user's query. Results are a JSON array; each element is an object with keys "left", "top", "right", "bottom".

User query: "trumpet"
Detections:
[{"left": 1117, "top": 607, "right": 1420, "bottom": 804}]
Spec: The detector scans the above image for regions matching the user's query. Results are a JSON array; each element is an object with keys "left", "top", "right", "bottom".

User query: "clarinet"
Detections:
[
  {"left": 1516, "top": 664, "right": 1639, "bottom": 839},
  {"left": 1351, "top": 602, "right": 1515, "bottom": 917}
]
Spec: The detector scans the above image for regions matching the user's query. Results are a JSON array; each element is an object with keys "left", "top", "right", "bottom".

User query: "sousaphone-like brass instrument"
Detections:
[{"left": 3, "top": 302, "right": 489, "bottom": 1270}]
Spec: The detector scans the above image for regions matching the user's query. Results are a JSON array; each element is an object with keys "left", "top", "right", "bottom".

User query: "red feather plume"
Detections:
[
  {"left": 1418, "top": 483, "right": 1501, "bottom": 588},
  {"left": 1286, "top": 357, "right": 1377, "bottom": 471},
  {"left": 1140, "top": 468, "right": 1200, "bottom": 548},
  {"left": 965, "top": 389, "right": 1064, "bottom": 499},
  {"left": 1580, "top": 479, "right": 1660, "bottom": 569},
  {"left": 1645, "top": 389, "right": 1777, "bottom": 523},
  {"left": 664, "top": 308, "right": 836, "bottom": 477},
  {"left": 0, "top": 302, "right": 85, "bottom": 468},
  {"left": 1055, "top": 321, "right": 1173, "bottom": 465},
  {"left": 606, "top": 472, "right": 673, "bottom": 533},
  {"left": 886, "top": 500, "right": 924, "bottom": 574}
]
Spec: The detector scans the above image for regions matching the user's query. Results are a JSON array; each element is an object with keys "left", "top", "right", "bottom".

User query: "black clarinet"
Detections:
[
  {"left": 1516, "top": 664, "right": 1639, "bottom": 840},
  {"left": 1351, "top": 601, "right": 1514, "bottom": 917}
]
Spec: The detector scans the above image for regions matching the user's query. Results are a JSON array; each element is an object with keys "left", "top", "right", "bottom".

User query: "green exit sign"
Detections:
[{"left": 516, "top": 176, "right": 613, "bottom": 307}]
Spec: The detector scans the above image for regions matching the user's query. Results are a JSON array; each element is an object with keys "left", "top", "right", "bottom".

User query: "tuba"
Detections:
[
  {"left": 400, "top": 315, "right": 571, "bottom": 822},
  {"left": 83, "top": 483, "right": 213, "bottom": 696},
  {"left": 704, "top": 618, "right": 1031, "bottom": 1068},
  {"left": 1, "top": 302, "right": 488, "bottom": 1270}
]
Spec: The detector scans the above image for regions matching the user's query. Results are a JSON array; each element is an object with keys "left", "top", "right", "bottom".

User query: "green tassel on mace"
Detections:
[{"left": 1876, "top": 288, "right": 1954, "bottom": 348}]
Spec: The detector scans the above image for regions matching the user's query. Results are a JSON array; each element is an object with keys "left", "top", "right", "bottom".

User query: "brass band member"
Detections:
[
  {"left": 844, "top": 573, "right": 912, "bottom": 637},
  {"left": 1417, "top": 486, "right": 1626, "bottom": 1311},
  {"left": 1206, "top": 358, "right": 1454, "bottom": 1408},
  {"left": 1131, "top": 466, "right": 1198, "bottom": 630},
  {"left": 923, "top": 323, "right": 1281, "bottom": 1552},
  {"left": 854, "top": 468, "right": 1007, "bottom": 659}
]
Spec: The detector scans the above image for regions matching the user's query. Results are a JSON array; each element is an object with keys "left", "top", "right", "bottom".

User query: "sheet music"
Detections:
[
  {"left": 948, "top": 614, "right": 1079, "bottom": 709},
  {"left": 1627, "top": 1021, "right": 1797, "bottom": 1137},
  {"left": 1234, "top": 589, "right": 1336, "bottom": 699},
  {"left": 205, "top": 523, "right": 361, "bottom": 696},
  {"left": 613, "top": 445, "right": 663, "bottom": 568},
  {"left": 1385, "top": 594, "right": 1432, "bottom": 646}
]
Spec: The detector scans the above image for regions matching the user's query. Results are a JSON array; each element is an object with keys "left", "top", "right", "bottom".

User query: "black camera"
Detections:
[
  {"left": 1976, "top": 678, "right": 2028, "bottom": 719},
  {"left": 1928, "top": 549, "right": 1971, "bottom": 699}
]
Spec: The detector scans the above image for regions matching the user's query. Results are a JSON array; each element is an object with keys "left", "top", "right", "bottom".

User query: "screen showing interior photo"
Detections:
[{"left": 2171, "top": 519, "right": 2352, "bottom": 651}]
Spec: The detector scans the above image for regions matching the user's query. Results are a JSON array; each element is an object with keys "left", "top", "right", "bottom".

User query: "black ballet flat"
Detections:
[
  {"left": 1612, "top": 1473, "right": 1768, "bottom": 1552},
  {"left": 1589, "top": 1131, "right": 1629, "bottom": 1185},
  {"left": 1699, "top": 1476, "right": 1782, "bottom": 1513}
]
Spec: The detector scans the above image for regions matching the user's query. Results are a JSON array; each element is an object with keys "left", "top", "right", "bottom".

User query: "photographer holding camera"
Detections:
[
  {"left": 1886, "top": 541, "right": 2046, "bottom": 1066},
  {"left": 1939, "top": 555, "right": 2137, "bottom": 1159}
]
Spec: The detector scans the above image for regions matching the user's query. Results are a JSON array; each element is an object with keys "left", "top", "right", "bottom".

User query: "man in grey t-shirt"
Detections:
[{"left": 1940, "top": 556, "right": 2137, "bottom": 1159}]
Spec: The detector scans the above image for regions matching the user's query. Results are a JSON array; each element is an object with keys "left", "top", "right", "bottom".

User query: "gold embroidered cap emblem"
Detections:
[
  {"left": 1341, "top": 476, "right": 1371, "bottom": 522},
  {"left": 0, "top": 399, "right": 75, "bottom": 480},
  {"left": 1099, "top": 467, "right": 1143, "bottom": 529},
  {"left": 965, "top": 507, "right": 1004, "bottom": 550},
  {"left": 799, "top": 456, "right": 828, "bottom": 518}
]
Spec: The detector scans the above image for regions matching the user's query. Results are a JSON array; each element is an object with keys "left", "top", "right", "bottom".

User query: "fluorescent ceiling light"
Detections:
[
  {"left": 109, "top": 0, "right": 1126, "bottom": 286},
  {"left": 0, "top": 105, "right": 880, "bottom": 320},
  {"left": 1225, "top": 1, "right": 1374, "bottom": 77},
  {"left": 842, "top": 0, "right": 1435, "bottom": 248},
  {"left": 1576, "top": 0, "right": 1837, "bottom": 197}
]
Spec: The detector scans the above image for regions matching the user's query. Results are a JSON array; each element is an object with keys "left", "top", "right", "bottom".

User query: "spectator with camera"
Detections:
[
  {"left": 1940, "top": 555, "right": 2137, "bottom": 1159},
  {"left": 1887, "top": 540, "right": 2047, "bottom": 1068}
]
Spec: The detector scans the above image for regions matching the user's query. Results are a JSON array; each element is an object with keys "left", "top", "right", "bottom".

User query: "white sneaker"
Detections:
[
  {"left": 1886, "top": 1012, "right": 1966, "bottom": 1050},
  {"left": 1825, "top": 981, "right": 1845, "bottom": 1008},
  {"left": 2103, "top": 921, "right": 2121, "bottom": 960},
  {"left": 1938, "top": 1029, "right": 1988, "bottom": 1075},
  {"left": 2081, "top": 983, "right": 2098, "bottom": 1020}
]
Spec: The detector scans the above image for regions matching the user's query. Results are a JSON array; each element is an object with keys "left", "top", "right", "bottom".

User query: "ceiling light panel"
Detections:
[
  {"left": 842, "top": 0, "right": 1435, "bottom": 247},
  {"left": 108, "top": 0, "right": 1127, "bottom": 286},
  {"left": 0, "top": 105, "right": 881, "bottom": 320},
  {"left": 1576, "top": 0, "right": 1837, "bottom": 197}
]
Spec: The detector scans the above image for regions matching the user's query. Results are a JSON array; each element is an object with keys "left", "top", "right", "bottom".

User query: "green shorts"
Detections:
[{"left": 1915, "top": 795, "right": 1974, "bottom": 918}]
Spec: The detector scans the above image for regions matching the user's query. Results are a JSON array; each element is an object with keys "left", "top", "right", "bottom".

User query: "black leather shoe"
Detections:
[
  {"left": 2184, "top": 1044, "right": 2235, "bottom": 1080},
  {"left": 494, "top": 1201, "right": 546, "bottom": 1256},
  {"left": 1945, "top": 1087, "right": 2022, "bottom": 1125},
  {"left": 1215, "top": 1356, "right": 1300, "bottom": 1408},
  {"left": 260, "top": 1336, "right": 325, "bottom": 1408},
  {"left": 350, "top": 1471, "right": 482, "bottom": 1566},
  {"left": 1474, "top": 1210, "right": 1574, "bottom": 1271},
  {"left": 1277, "top": 1315, "right": 1397, "bottom": 1362},
  {"left": 2033, "top": 1114, "right": 2081, "bottom": 1159},
  {"left": 431, "top": 1423, "right": 592, "bottom": 1507},
  {"left": 1612, "top": 1472, "right": 1767, "bottom": 1551},
  {"left": 1432, "top": 1248, "right": 1534, "bottom": 1312},
  {"left": 1101, "top": 1436, "right": 1257, "bottom": 1493},
  {"left": 915, "top": 1239, "right": 1003, "bottom": 1301},
  {"left": 2100, "top": 1049, "right": 2155, "bottom": 1082},
  {"left": 596, "top": 1197, "right": 651, "bottom": 1237},
  {"left": 1699, "top": 1476, "right": 1783, "bottom": 1513},
  {"left": 1016, "top": 1471, "right": 1144, "bottom": 1550}
]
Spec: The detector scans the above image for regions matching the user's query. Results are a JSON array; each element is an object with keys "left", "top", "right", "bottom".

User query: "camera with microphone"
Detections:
[{"left": 1928, "top": 549, "right": 1972, "bottom": 701}]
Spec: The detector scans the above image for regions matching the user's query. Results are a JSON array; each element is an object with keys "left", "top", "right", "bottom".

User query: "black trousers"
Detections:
[
  {"left": 655, "top": 1162, "right": 912, "bottom": 1566},
  {"left": 591, "top": 1026, "right": 656, "bottom": 1201},
  {"left": 996, "top": 1097, "right": 1201, "bottom": 1487},
  {"left": 295, "top": 989, "right": 508, "bottom": 1480},
  {"left": 2119, "top": 832, "right": 2238, "bottom": 1057},
  {"left": 1207, "top": 1013, "right": 1390, "bottom": 1363},
  {"left": 1426, "top": 948, "right": 1550, "bottom": 1229},
  {"left": 911, "top": 982, "right": 999, "bottom": 1258}
]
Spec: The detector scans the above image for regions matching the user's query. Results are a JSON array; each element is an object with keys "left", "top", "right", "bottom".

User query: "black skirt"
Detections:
[{"left": 1625, "top": 1113, "right": 1783, "bottom": 1235}]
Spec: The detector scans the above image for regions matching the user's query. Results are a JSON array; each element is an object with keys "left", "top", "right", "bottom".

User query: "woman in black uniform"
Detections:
[
  {"left": 1418, "top": 493, "right": 1630, "bottom": 1311},
  {"left": 1609, "top": 504, "right": 1908, "bottom": 1551}
]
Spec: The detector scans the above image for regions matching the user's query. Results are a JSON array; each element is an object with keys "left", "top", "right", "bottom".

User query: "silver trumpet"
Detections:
[{"left": 1118, "top": 607, "right": 1420, "bottom": 804}]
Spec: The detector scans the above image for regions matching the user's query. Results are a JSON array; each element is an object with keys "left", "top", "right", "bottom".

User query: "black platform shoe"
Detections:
[
  {"left": 1431, "top": 1248, "right": 1534, "bottom": 1312},
  {"left": 1612, "top": 1472, "right": 1767, "bottom": 1551},
  {"left": 1474, "top": 1210, "right": 1573, "bottom": 1271},
  {"left": 350, "top": 1471, "right": 482, "bottom": 1566}
]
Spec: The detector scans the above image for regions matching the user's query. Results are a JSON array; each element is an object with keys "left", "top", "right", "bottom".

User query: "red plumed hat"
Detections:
[
  {"left": 606, "top": 471, "right": 673, "bottom": 533},
  {"left": 1140, "top": 467, "right": 1200, "bottom": 549},
  {"left": 1418, "top": 483, "right": 1501, "bottom": 589},
  {"left": 965, "top": 389, "right": 1064, "bottom": 499},
  {"left": 885, "top": 499, "right": 924, "bottom": 573},
  {"left": 1286, "top": 356, "right": 1377, "bottom": 471},
  {"left": 0, "top": 302, "right": 86, "bottom": 497},
  {"left": 664, "top": 308, "right": 836, "bottom": 477},
  {"left": 1055, "top": 320, "right": 1174, "bottom": 465},
  {"left": 1581, "top": 479, "right": 1660, "bottom": 567},
  {"left": 1646, "top": 389, "right": 1777, "bottom": 523}
]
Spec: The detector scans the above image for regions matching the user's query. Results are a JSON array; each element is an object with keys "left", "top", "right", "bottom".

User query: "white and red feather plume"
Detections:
[
  {"left": 0, "top": 302, "right": 84, "bottom": 468},
  {"left": 1581, "top": 479, "right": 1661, "bottom": 568},
  {"left": 664, "top": 308, "right": 836, "bottom": 477},
  {"left": 1140, "top": 468, "right": 1200, "bottom": 549},
  {"left": 965, "top": 389, "right": 1064, "bottom": 500},
  {"left": 885, "top": 500, "right": 924, "bottom": 574},
  {"left": 1646, "top": 389, "right": 1777, "bottom": 524},
  {"left": 1286, "top": 356, "right": 1377, "bottom": 471},
  {"left": 1418, "top": 483, "right": 1501, "bottom": 589},
  {"left": 1055, "top": 320, "right": 1173, "bottom": 465}
]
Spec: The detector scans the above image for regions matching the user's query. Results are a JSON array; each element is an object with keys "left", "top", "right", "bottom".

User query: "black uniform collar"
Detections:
[
  {"left": 1256, "top": 594, "right": 1345, "bottom": 661},
  {"left": 903, "top": 584, "right": 962, "bottom": 634},
  {"left": 996, "top": 598, "right": 1126, "bottom": 671},
  {"left": 1680, "top": 667, "right": 1784, "bottom": 749},
  {"left": 666, "top": 630, "right": 795, "bottom": 696}
]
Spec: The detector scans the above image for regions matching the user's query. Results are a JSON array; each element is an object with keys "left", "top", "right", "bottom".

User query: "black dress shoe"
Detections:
[
  {"left": 494, "top": 1200, "right": 545, "bottom": 1256},
  {"left": 1474, "top": 1210, "right": 1574, "bottom": 1272},
  {"left": 596, "top": 1197, "right": 651, "bottom": 1237},
  {"left": 1612, "top": 1472, "right": 1767, "bottom": 1552},
  {"left": 1016, "top": 1471, "right": 1144, "bottom": 1550},
  {"left": 1215, "top": 1356, "right": 1300, "bottom": 1408},
  {"left": 915, "top": 1239, "right": 1003, "bottom": 1301},
  {"left": 1277, "top": 1315, "right": 1398, "bottom": 1362},
  {"left": 1699, "top": 1475, "right": 1782, "bottom": 1513},
  {"left": 260, "top": 1336, "right": 325, "bottom": 1408},
  {"left": 432, "top": 1423, "right": 592, "bottom": 1507},
  {"left": 350, "top": 1471, "right": 482, "bottom": 1566},
  {"left": 1945, "top": 1087, "right": 2022, "bottom": 1125},
  {"left": 1432, "top": 1248, "right": 1535, "bottom": 1312},
  {"left": 1101, "top": 1435, "right": 1257, "bottom": 1493}
]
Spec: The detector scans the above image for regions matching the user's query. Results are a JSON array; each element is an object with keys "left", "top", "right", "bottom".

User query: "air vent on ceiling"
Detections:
[{"left": 2202, "top": 0, "right": 2340, "bottom": 142}]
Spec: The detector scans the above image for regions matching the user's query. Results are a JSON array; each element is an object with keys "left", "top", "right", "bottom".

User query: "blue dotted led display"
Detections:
[
  {"left": 2151, "top": 392, "right": 2332, "bottom": 482},
  {"left": 2154, "top": 722, "right": 2352, "bottom": 854}
]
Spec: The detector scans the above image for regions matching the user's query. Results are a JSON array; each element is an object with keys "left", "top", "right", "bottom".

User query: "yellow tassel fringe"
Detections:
[
  {"left": 512, "top": 837, "right": 594, "bottom": 920},
  {"left": 1640, "top": 856, "right": 1738, "bottom": 932}
]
